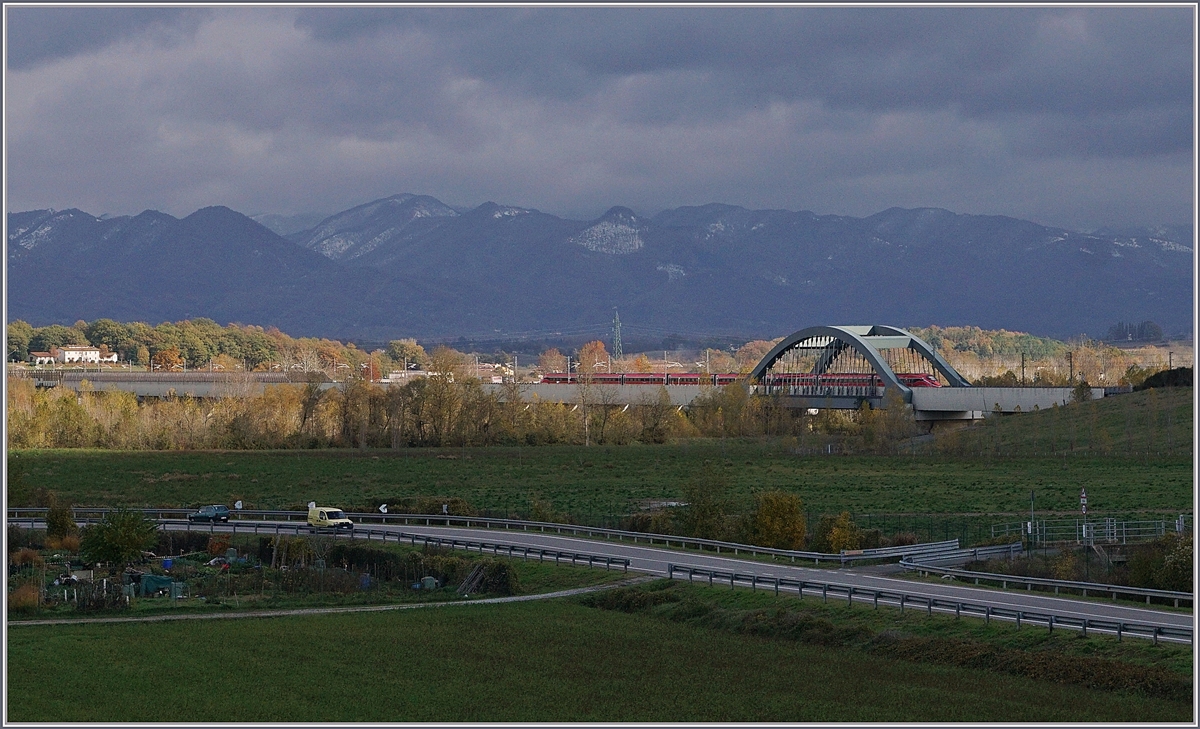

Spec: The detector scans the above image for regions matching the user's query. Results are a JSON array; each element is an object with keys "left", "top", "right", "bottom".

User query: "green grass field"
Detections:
[
  {"left": 6, "top": 596, "right": 1190, "bottom": 722},
  {"left": 10, "top": 444, "right": 1192, "bottom": 523}
]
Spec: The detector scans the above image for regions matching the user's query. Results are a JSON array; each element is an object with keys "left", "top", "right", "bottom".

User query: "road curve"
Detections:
[{"left": 233, "top": 520, "right": 1192, "bottom": 632}]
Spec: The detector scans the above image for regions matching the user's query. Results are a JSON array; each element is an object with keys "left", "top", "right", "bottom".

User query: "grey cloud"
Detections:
[
  {"left": 4, "top": 6, "right": 1193, "bottom": 230},
  {"left": 5, "top": 7, "right": 209, "bottom": 69}
]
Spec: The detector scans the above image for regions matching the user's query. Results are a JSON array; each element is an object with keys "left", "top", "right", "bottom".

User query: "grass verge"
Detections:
[{"left": 580, "top": 580, "right": 1193, "bottom": 697}]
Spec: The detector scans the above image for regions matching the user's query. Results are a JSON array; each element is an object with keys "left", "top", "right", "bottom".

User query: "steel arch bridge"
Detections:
[{"left": 749, "top": 325, "right": 970, "bottom": 409}]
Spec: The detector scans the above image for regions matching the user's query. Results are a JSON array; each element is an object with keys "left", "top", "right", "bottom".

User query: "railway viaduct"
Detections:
[{"left": 22, "top": 324, "right": 1101, "bottom": 421}]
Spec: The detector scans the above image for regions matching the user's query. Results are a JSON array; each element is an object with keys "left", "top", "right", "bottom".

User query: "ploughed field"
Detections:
[{"left": 10, "top": 444, "right": 1192, "bottom": 522}]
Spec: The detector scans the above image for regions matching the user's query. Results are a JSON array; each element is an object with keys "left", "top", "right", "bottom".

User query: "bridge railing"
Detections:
[{"left": 664, "top": 563, "right": 1191, "bottom": 644}]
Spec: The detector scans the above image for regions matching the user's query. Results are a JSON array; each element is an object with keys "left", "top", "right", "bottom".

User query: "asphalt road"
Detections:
[
  {"left": 207, "top": 519, "right": 1191, "bottom": 635},
  {"left": 388, "top": 523, "right": 1193, "bottom": 627},
  {"left": 17, "top": 516, "right": 1192, "bottom": 639}
]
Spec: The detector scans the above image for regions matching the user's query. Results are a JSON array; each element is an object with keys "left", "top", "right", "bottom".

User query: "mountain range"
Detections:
[{"left": 8, "top": 194, "right": 1193, "bottom": 344}]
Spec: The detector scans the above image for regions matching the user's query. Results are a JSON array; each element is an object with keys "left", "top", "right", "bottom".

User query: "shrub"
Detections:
[
  {"left": 45, "top": 494, "right": 78, "bottom": 540},
  {"left": 9, "top": 547, "right": 43, "bottom": 567},
  {"left": 741, "top": 490, "right": 806, "bottom": 550},
  {"left": 584, "top": 583, "right": 682, "bottom": 612},
  {"left": 678, "top": 464, "right": 732, "bottom": 540},
  {"left": 45, "top": 534, "right": 81, "bottom": 552},
  {"left": 621, "top": 511, "right": 677, "bottom": 535},
  {"left": 8, "top": 583, "right": 40, "bottom": 612},
  {"left": 810, "top": 512, "right": 862, "bottom": 552},
  {"left": 79, "top": 508, "right": 159, "bottom": 571},
  {"left": 529, "top": 498, "right": 571, "bottom": 524},
  {"left": 884, "top": 532, "right": 919, "bottom": 548},
  {"left": 206, "top": 535, "right": 232, "bottom": 557},
  {"left": 1051, "top": 550, "right": 1080, "bottom": 580},
  {"left": 1156, "top": 534, "right": 1192, "bottom": 592},
  {"left": 7, "top": 525, "right": 43, "bottom": 550},
  {"left": 477, "top": 560, "right": 520, "bottom": 595}
]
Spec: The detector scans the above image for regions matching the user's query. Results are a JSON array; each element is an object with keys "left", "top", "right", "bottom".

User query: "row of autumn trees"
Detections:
[
  {"left": 622, "top": 465, "right": 906, "bottom": 551},
  {"left": 6, "top": 317, "right": 434, "bottom": 378},
  {"left": 6, "top": 317, "right": 778, "bottom": 378},
  {"left": 6, "top": 359, "right": 919, "bottom": 451},
  {"left": 10, "top": 317, "right": 1170, "bottom": 386}
]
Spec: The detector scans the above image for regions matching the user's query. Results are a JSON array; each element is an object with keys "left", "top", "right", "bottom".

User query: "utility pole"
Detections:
[
  {"left": 612, "top": 309, "right": 622, "bottom": 362},
  {"left": 1067, "top": 351, "right": 1073, "bottom": 383},
  {"left": 1029, "top": 490, "right": 1035, "bottom": 551},
  {"left": 1021, "top": 353, "right": 1026, "bottom": 386}
]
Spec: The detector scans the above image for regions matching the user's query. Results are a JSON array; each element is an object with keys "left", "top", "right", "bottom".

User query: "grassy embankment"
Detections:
[{"left": 928, "top": 386, "right": 1192, "bottom": 458}]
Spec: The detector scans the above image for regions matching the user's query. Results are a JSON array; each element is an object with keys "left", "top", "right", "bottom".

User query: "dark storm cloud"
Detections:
[
  {"left": 4, "top": 6, "right": 1193, "bottom": 230},
  {"left": 5, "top": 7, "right": 209, "bottom": 69}
]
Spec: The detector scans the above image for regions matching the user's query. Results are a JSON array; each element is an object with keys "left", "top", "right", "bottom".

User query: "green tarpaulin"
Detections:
[{"left": 138, "top": 574, "right": 176, "bottom": 597}]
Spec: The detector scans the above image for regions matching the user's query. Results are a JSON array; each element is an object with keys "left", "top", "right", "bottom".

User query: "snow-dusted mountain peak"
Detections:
[{"left": 569, "top": 206, "right": 646, "bottom": 254}]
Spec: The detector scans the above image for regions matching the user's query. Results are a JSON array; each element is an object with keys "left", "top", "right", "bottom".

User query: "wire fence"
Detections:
[{"left": 991, "top": 514, "right": 1193, "bottom": 545}]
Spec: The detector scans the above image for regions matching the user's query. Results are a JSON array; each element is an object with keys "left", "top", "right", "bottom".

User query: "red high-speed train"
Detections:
[{"left": 538, "top": 372, "right": 941, "bottom": 387}]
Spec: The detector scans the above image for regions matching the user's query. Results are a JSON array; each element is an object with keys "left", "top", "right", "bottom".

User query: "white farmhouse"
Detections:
[{"left": 53, "top": 346, "right": 102, "bottom": 364}]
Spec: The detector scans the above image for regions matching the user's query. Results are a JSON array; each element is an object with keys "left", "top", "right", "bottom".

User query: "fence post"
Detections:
[
  {"left": 822, "top": 584, "right": 828, "bottom": 603},
  {"left": 1016, "top": 611, "right": 1022, "bottom": 629},
  {"left": 874, "top": 591, "right": 879, "bottom": 609},
  {"left": 847, "top": 587, "right": 853, "bottom": 607}
]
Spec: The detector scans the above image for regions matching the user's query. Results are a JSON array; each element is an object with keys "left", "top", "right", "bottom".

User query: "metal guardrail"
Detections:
[
  {"left": 896, "top": 542, "right": 1025, "bottom": 565},
  {"left": 838, "top": 539, "right": 961, "bottom": 561},
  {"left": 900, "top": 558, "right": 1194, "bottom": 607},
  {"left": 8, "top": 516, "right": 630, "bottom": 572},
  {"left": 664, "top": 564, "right": 1192, "bottom": 644},
  {"left": 8, "top": 509, "right": 960, "bottom": 566}
]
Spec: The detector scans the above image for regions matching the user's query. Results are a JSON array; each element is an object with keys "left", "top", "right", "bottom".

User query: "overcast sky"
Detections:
[{"left": 4, "top": 5, "right": 1195, "bottom": 231}]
